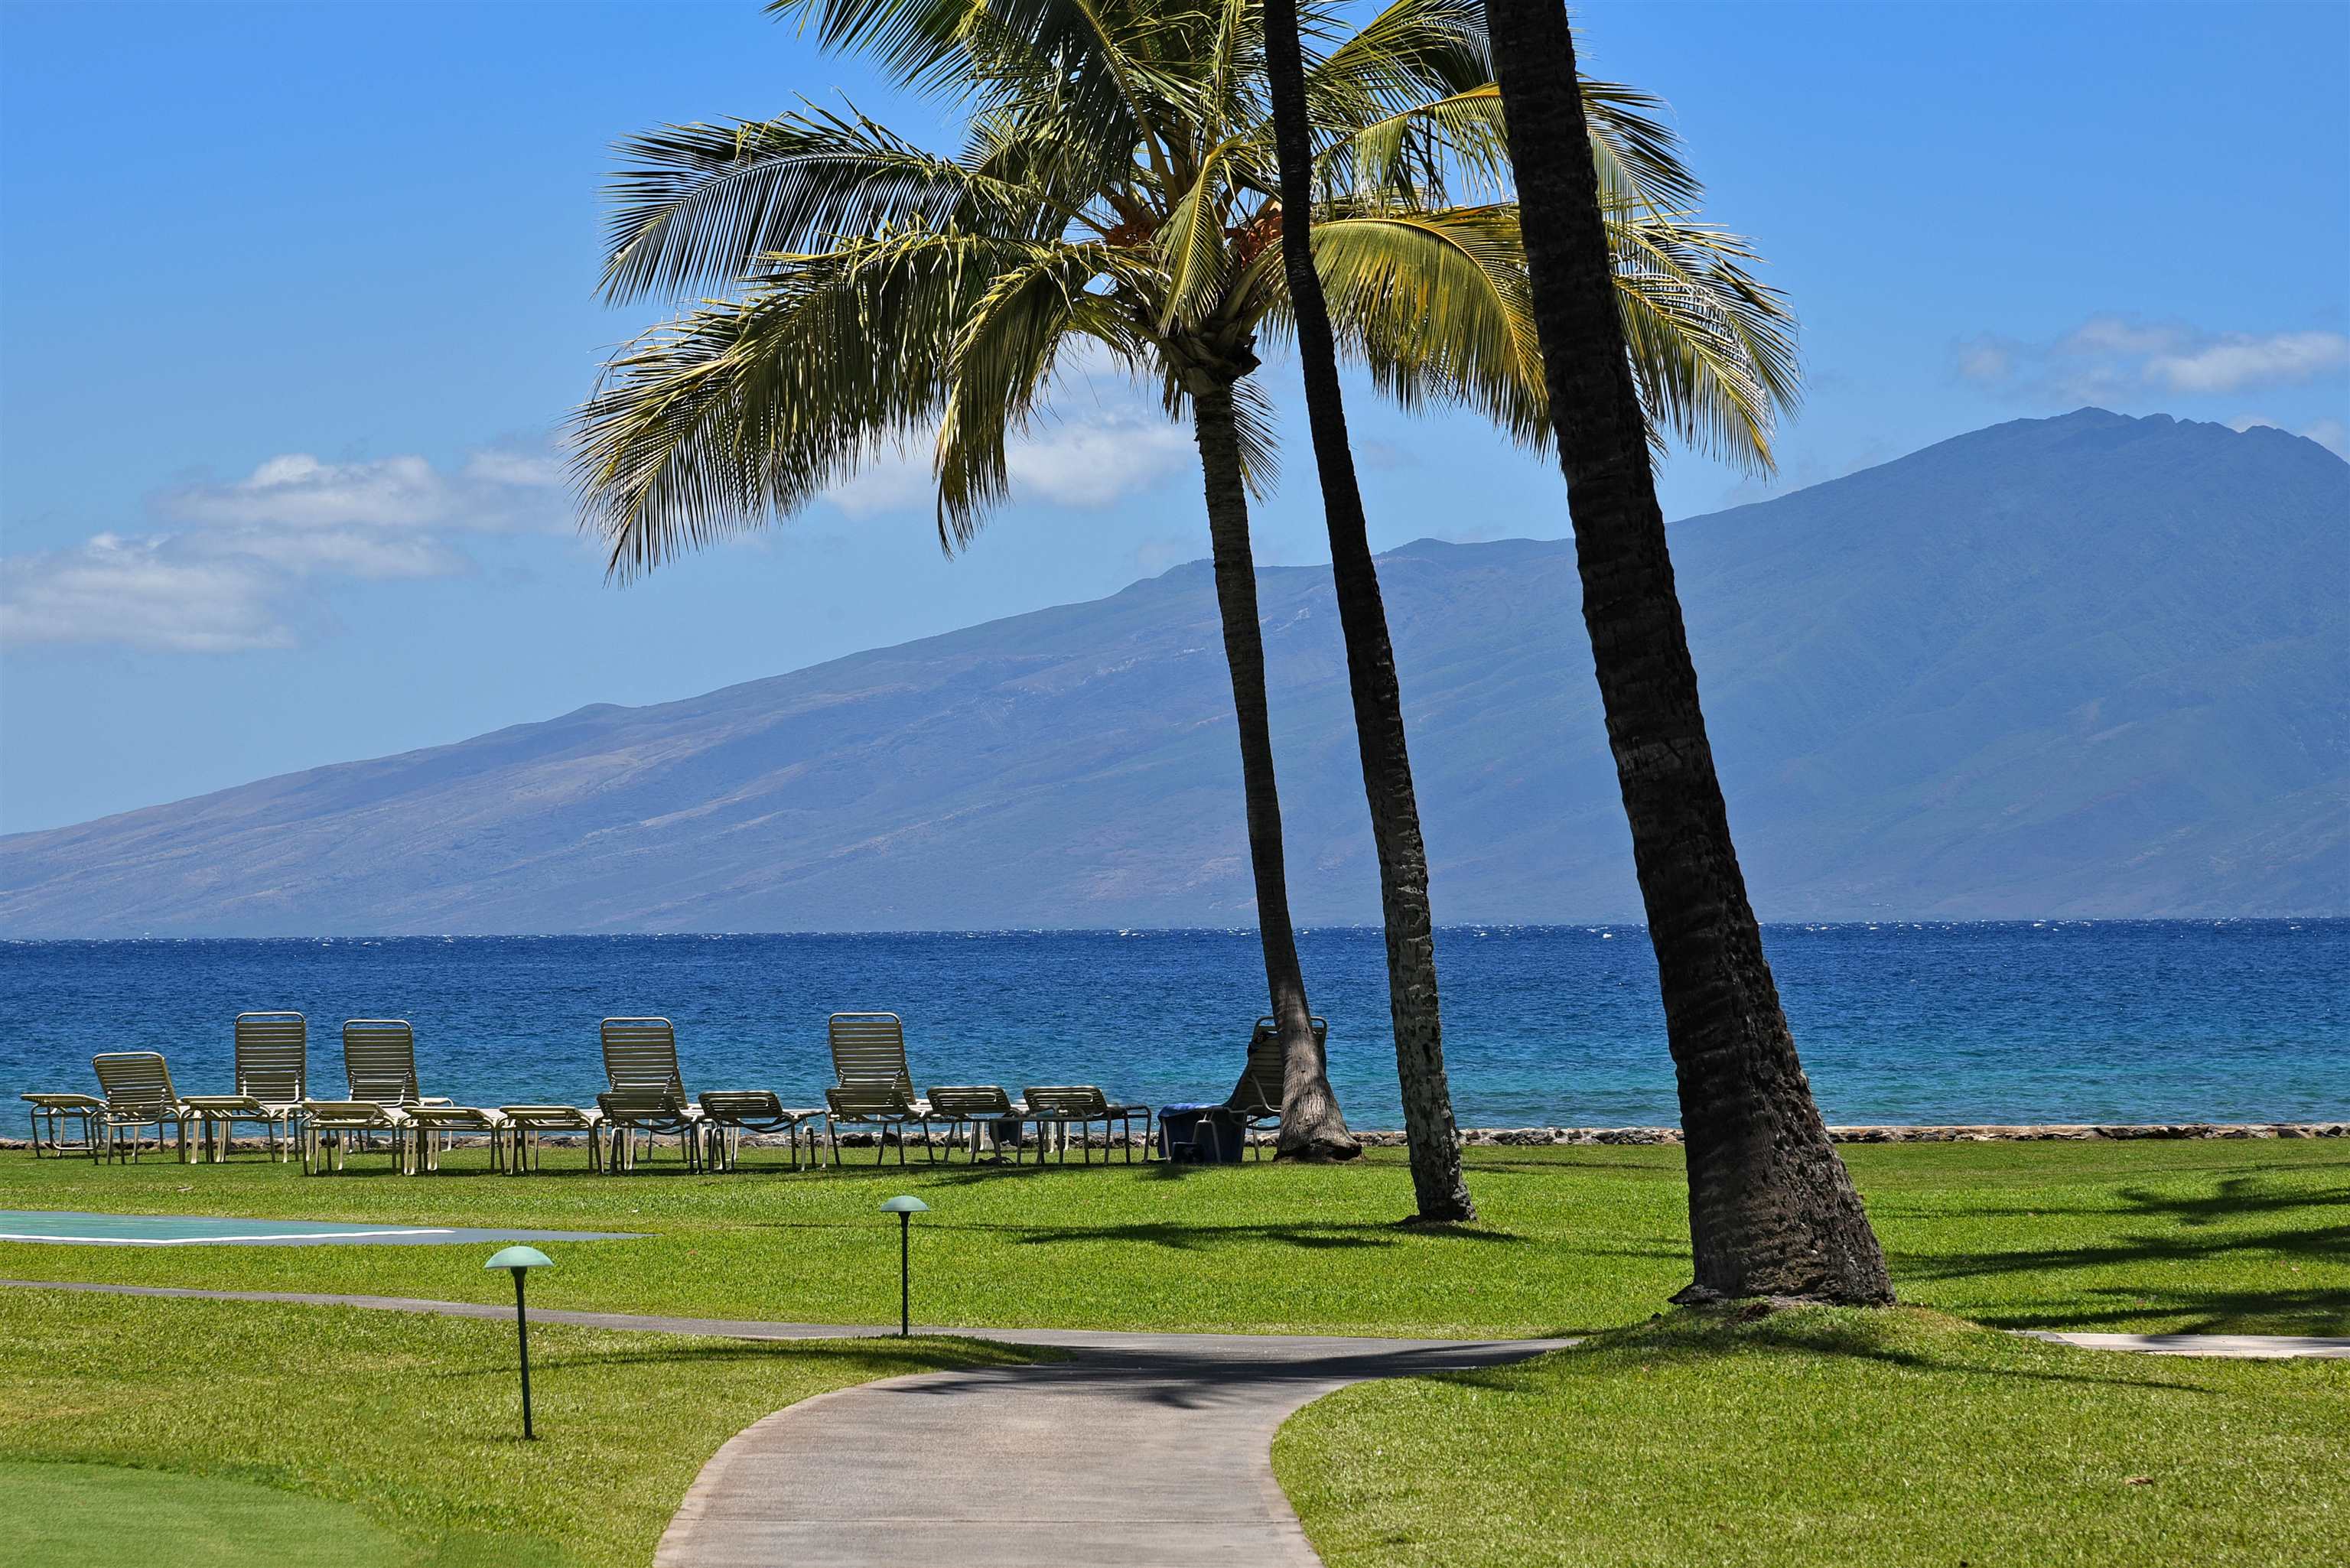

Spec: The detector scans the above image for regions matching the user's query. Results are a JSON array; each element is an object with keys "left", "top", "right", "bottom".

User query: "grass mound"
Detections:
[{"left": 1274, "top": 1304, "right": 2349, "bottom": 1566}]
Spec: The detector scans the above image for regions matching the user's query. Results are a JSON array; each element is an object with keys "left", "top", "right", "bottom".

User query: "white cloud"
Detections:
[
  {"left": 158, "top": 448, "right": 567, "bottom": 535},
  {"left": 825, "top": 441, "right": 939, "bottom": 520},
  {"left": 1, "top": 535, "right": 295, "bottom": 653},
  {"left": 1007, "top": 418, "right": 1190, "bottom": 506},
  {"left": 822, "top": 413, "right": 1193, "bottom": 520},
  {"left": 2145, "top": 331, "right": 2350, "bottom": 395},
  {"left": 2, "top": 444, "right": 565, "bottom": 652},
  {"left": 1954, "top": 341, "right": 2014, "bottom": 382},
  {"left": 461, "top": 448, "right": 567, "bottom": 488},
  {"left": 1957, "top": 316, "right": 2350, "bottom": 405},
  {"left": 2060, "top": 317, "right": 2187, "bottom": 358}
]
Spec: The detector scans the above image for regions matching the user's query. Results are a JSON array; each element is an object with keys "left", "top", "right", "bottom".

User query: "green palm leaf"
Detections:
[{"left": 601, "top": 108, "right": 1047, "bottom": 304}]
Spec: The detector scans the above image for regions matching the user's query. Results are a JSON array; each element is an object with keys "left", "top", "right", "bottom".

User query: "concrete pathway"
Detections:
[
  {"left": 2014, "top": 1329, "right": 2350, "bottom": 1358},
  {"left": 655, "top": 1330, "right": 1565, "bottom": 1567},
  {"left": 8, "top": 1280, "right": 2345, "bottom": 1566}
]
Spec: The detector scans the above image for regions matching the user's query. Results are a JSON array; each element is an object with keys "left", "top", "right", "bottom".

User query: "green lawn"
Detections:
[
  {"left": 2, "top": 1140, "right": 2341, "bottom": 1567},
  {"left": 0, "top": 1288, "right": 1040, "bottom": 1568},
  {"left": 5, "top": 1459, "right": 406, "bottom": 1566},
  {"left": 2, "top": 1139, "right": 2342, "bottom": 1336},
  {"left": 1274, "top": 1306, "right": 2350, "bottom": 1568}
]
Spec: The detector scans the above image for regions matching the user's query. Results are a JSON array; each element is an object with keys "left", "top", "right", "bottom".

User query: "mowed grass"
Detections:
[
  {"left": 1, "top": 1139, "right": 2342, "bottom": 1336},
  {"left": 4, "top": 1460, "right": 405, "bottom": 1566},
  {"left": 1274, "top": 1306, "right": 2350, "bottom": 1568},
  {"left": 0, "top": 1288, "right": 1040, "bottom": 1568}
]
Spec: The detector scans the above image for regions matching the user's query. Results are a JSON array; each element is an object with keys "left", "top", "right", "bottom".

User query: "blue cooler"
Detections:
[{"left": 1157, "top": 1103, "right": 1244, "bottom": 1163}]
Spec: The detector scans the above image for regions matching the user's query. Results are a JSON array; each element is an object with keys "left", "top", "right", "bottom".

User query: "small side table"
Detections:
[{"left": 21, "top": 1093, "right": 104, "bottom": 1159}]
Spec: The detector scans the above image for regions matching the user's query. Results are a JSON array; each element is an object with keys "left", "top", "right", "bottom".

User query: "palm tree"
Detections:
[
  {"left": 573, "top": 0, "right": 1798, "bottom": 1186},
  {"left": 1483, "top": 0, "right": 1893, "bottom": 1303},
  {"left": 1258, "top": 0, "right": 1470, "bottom": 1217}
]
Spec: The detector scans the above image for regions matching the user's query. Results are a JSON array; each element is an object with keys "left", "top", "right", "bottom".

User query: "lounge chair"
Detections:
[
  {"left": 89, "top": 1053, "right": 196, "bottom": 1163},
  {"left": 301, "top": 1019, "right": 421, "bottom": 1174},
  {"left": 1020, "top": 1085, "right": 1152, "bottom": 1166},
  {"left": 926, "top": 1085, "right": 1025, "bottom": 1163},
  {"left": 825, "top": 1013, "right": 931, "bottom": 1166},
  {"left": 1222, "top": 1014, "right": 1328, "bottom": 1160},
  {"left": 21, "top": 1092, "right": 103, "bottom": 1158},
  {"left": 498, "top": 1104, "right": 605, "bottom": 1173},
  {"left": 304, "top": 1019, "right": 502, "bottom": 1175},
  {"left": 697, "top": 1091, "right": 820, "bottom": 1171},
  {"left": 598, "top": 1017, "right": 706, "bottom": 1172},
  {"left": 180, "top": 1011, "right": 309, "bottom": 1163}
]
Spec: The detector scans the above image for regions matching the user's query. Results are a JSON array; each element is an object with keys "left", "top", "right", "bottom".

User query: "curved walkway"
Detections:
[
  {"left": 656, "top": 1330, "right": 1564, "bottom": 1566},
  {"left": 8, "top": 1280, "right": 2344, "bottom": 1566}
]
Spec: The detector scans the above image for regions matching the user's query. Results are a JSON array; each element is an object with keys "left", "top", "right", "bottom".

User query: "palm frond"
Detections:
[
  {"left": 1303, "top": 0, "right": 1490, "bottom": 130},
  {"left": 1155, "top": 137, "right": 1245, "bottom": 330},
  {"left": 578, "top": 0, "right": 1805, "bottom": 572},
  {"left": 1313, "top": 83, "right": 1509, "bottom": 205},
  {"left": 574, "top": 226, "right": 1043, "bottom": 577},
  {"left": 1608, "top": 205, "right": 1798, "bottom": 470},
  {"left": 933, "top": 238, "right": 1143, "bottom": 543},
  {"left": 1581, "top": 79, "right": 1702, "bottom": 213},
  {"left": 770, "top": 0, "right": 1177, "bottom": 171},
  {"left": 601, "top": 108, "right": 1042, "bottom": 304}
]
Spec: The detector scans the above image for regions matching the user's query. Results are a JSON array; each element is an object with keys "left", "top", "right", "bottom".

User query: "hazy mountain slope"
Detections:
[{"left": 4, "top": 408, "right": 2342, "bottom": 932}]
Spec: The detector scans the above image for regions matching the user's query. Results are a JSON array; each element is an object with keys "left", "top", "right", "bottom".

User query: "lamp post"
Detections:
[
  {"left": 484, "top": 1244, "right": 555, "bottom": 1438},
  {"left": 879, "top": 1196, "right": 929, "bottom": 1335}
]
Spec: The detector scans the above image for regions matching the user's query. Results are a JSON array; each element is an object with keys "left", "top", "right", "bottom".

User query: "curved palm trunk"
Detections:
[
  {"left": 1486, "top": 0, "right": 1891, "bottom": 1303},
  {"left": 1191, "top": 379, "right": 1359, "bottom": 1160},
  {"left": 1260, "top": 0, "right": 1473, "bottom": 1220}
]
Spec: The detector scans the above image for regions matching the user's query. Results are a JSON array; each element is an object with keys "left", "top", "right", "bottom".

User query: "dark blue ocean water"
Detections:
[{"left": 1, "top": 923, "right": 2341, "bottom": 1130}]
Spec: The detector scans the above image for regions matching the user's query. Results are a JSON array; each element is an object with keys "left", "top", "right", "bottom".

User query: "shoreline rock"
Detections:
[
  {"left": 1355, "top": 1121, "right": 2348, "bottom": 1147},
  {"left": 5, "top": 1120, "right": 2341, "bottom": 1154}
]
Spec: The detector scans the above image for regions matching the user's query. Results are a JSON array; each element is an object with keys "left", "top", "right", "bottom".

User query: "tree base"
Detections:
[
  {"left": 1671, "top": 1282, "right": 1898, "bottom": 1311},
  {"left": 1275, "top": 1134, "right": 1363, "bottom": 1163}
]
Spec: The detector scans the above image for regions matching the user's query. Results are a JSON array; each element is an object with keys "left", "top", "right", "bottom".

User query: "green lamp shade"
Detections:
[
  {"left": 879, "top": 1196, "right": 930, "bottom": 1214},
  {"left": 486, "top": 1244, "right": 555, "bottom": 1271}
]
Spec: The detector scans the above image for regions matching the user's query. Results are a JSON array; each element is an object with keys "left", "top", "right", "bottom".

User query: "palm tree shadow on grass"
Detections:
[
  {"left": 1421, "top": 1313, "right": 2222, "bottom": 1398},
  {"left": 1926, "top": 1173, "right": 2350, "bottom": 1227},
  {"left": 997, "top": 1218, "right": 1526, "bottom": 1251},
  {"left": 1891, "top": 1215, "right": 2350, "bottom": 1334},
  {"left": 403, "top": 1339, "right": 1051, "bottom": 1384}
]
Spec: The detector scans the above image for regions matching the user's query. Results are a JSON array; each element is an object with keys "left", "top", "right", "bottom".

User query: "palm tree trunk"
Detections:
[
  {"left": 1486, "top": 0, "right": 1891, "bottom": 1303},
  {"left": 1259, "top": 0, "right": 1473, "bottom": 1220},
  {"left": 1190, "top": 379, "right": 1359, "bottom": 1160}
]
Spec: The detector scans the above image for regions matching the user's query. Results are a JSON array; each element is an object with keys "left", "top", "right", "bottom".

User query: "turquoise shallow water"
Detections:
[
  {"left": 0, "top": 1211, "right": 636, "bottom": 1245},
  {"left": 1, "top": 922, "right": 2341, "bottom": 1130}
]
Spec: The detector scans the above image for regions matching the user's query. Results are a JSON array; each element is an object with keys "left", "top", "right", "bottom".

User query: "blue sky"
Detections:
[{"left": 2, "top": 0, "right": 2345, "bottom": 833}]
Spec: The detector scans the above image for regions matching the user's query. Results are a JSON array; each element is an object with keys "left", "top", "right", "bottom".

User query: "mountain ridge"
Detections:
[{"left": 5, "top": 408, "right": 2344, "bottom": 932}]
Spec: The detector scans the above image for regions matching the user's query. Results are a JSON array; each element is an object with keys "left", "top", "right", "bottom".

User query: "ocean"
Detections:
[{"left": 2, "top": 922, "right": 2341, "bottom": 1130}]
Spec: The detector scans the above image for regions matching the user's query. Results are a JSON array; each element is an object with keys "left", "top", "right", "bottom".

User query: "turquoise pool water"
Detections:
[{"left": 0, "top": 1211, "right": 636, "bottom": 1246}]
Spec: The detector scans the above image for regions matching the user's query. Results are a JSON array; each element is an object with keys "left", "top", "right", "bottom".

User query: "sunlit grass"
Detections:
[
  {"left": 2, "top": 1140, "right": 2342, "bottom": 1337},
  {"left": 1275, "top": 1305, "right": 2350, "bottom": 1567}
]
